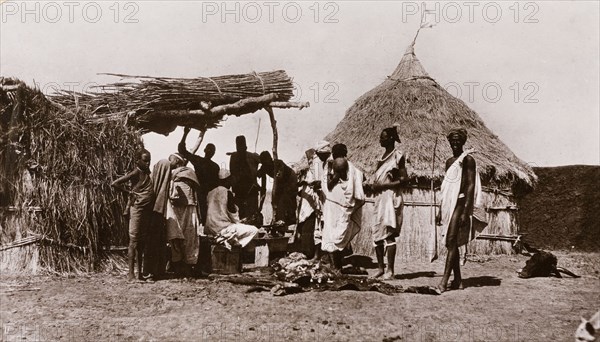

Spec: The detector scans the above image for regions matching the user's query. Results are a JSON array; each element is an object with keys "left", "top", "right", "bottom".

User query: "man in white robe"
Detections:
[
  {"left": 436, "top": 128, "right": 487, "bottom": 293},
  {"left": 206, "top": 169, "right": 258, "bottom": 250},
  {"left": 321, "top": 157, "right": 365, "bottom": 270}
]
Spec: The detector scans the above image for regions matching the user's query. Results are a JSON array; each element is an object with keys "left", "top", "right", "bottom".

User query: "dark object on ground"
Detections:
[
  {"left": 518, "top": 251, "right": 580, "bottom": 278},
  {"left": 520, "top": 165, "right": 600, "bottom": 251},
  {"left": 218, "top": 273, "right": 440, "bottom": 296},
  {"left": 214, "top": 252, "right": 442, "bottom": 296},
  {"left": 271, "top": 282, "right": 303, "bottom": 296},
  {"left": 344, "top": 254, "right": 378, "bottom": 269},
  {"left": 245, "top": 286, "right": 271, "bottom": 293}
]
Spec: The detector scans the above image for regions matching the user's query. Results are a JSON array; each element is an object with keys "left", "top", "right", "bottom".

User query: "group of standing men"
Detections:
[
  {"left": 296, "top": 127, "right": 408, "bottom": 280},
  {"left": 111, "top": 128, "right": 297, "bottom": 282},
  {"left": 113, "top": 124, "right": 483, "bottom": 293},
  {"left": 297, "top": 126, "right": 483, "bottom": 291}
]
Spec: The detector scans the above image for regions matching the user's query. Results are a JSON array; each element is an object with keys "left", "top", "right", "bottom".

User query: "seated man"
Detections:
[{"left": 205, "top": 169, "right": 258, "bottom": 249}]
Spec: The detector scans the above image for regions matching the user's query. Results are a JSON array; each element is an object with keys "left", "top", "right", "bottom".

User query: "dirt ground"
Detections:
[{"left": 1, "top": 251, "right": 598, "bottom": 342}]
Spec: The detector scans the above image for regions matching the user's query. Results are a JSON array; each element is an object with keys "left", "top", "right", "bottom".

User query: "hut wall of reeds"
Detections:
[
  {"left": 324, "top": 44, "right": 536, "bottom": 260},
  {"left": 0, "top": 78, "right": 141, "bottom": 274}
]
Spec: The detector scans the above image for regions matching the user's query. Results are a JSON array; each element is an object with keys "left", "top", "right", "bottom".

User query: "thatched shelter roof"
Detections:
[
  {"left": 324, "top": 44, "right": 536, "bottom": 191},
  {"left": 50, "top": 71, "right": 308, "bottom": 135}
]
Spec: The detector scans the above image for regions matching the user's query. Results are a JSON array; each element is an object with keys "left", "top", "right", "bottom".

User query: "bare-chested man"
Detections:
[
  {"left": 229, "top": 136, "right": 260, "bottom": 221},
  {"left": 436, "top": 128, "right": 477, "bottom": 292}
]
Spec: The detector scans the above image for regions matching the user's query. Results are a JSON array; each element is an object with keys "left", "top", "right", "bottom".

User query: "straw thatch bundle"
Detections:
[
  {"left": 1, "top": 78, "right": 141, "bottom": 274},
  {"left": 50, "top": 70, "right": 296, "bottom": 135},
  {"left": 325, "top": 45, "right": 536, "bottom": 191}
]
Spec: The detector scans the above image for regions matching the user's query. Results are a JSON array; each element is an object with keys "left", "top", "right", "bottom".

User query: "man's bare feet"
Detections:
[
  {"left": 371, "top": 269, "right": 385, "bottom": 278},
  {"left": 436, "top": 283, "right": 447, "bottom": 294},
  {"left": 127, "top": 273, "right": 135, "bottom": 282},
  {"left": 382, "top": 271, "right": 394, "bottom": 280}
]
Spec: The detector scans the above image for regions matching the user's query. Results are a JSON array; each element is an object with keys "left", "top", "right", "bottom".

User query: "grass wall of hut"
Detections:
[
  {"left": 1, "top": 79, "right": 141, "bottom": 274},
  {"left": 353, "top": 188, "right": 520, "bottom": 261}
]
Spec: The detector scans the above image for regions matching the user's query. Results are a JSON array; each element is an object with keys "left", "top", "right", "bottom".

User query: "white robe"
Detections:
[
  {"left": 434, "top": 150, "right": 487, "bottom": 260},
  {"left": 206, "top": 186, "right": 258, "bottom": 250},
  {"left": 321, "top": 162, "right": 365, "bottom": 252},
  {"left": 370, "top": 149, "right": 404, "bottom": 243},
  {"left": 297, "top": 156, "right": 324, "bottom": 224}
]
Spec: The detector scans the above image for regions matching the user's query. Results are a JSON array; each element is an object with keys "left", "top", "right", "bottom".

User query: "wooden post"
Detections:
[
  {"left": 265, "top": 106, "right": 279, "bottom": 224},
  {"left": 265, "top": 106, "right": 278, "bottom": 160}
]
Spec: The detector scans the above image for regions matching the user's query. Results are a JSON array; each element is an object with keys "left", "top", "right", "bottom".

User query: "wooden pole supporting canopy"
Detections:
[{"left": 265, "top": 106, "right": 278, "bottom": 160}]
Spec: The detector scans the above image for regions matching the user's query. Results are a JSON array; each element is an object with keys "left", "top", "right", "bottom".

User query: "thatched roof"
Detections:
[
  {"left": 50, "top": 71, "right": 308, "bottom": 135},
  {"left": 324, "top": 44, "right": 536, "bottom": 191}
]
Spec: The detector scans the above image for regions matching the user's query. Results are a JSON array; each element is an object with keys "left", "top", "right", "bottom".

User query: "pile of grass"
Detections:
[{"left": 0, "top": 78, "right": 142, "bottom": 273}]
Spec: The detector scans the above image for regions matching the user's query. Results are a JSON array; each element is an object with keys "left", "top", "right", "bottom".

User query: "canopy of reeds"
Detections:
[
  {"left": 51, "top": 70, "right": 295, "bottom": 135},
  {"left": 1, "top": 77, "right": 141, "bottom": 272},
  {"left": 324, "top": 45, "right": 536, "bottom": 191}
]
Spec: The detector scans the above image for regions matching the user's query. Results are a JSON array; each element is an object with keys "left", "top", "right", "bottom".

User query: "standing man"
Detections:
[
  {"left": 436, "top": 128, "right": 484, "bottom": 293},
  {"left": 111, "top": 149, "right": 155, "bottom": 281},
  {"left": 179, "top": 127, "right": 219, "bottom": 225},
  {"left": 310, "top": 141, "right": 332, "bottom": 261},
  {"left": 363, "top": 127, "right": 409, "bottom": 280},
  {"left": 321, "top": 156, "right": 364, "bottom": 271},
  {"left": 166, "top": 153, "right": 201, "bottom": 278},
  {"left": 229, "top": 135, "right": 261, "bottom": 221},
  {"left": 258, "top": 151, "right": 298, "bottom": 226}
]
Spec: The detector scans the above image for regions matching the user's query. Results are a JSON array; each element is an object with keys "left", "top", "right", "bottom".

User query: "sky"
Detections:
[{"left": 2, "top": 1, "right": 599, "bottom": 170}]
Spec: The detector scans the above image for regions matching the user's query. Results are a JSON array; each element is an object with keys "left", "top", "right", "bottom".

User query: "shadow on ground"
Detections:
[
  {"left": 394, "top": 271, "right": 437, "bottom": 280},
  {"left": 462, "top": 276, "right": 502, "bottom": 288},
  {"left": 345, "top": 255, "right": 378, "bottom": 269}
]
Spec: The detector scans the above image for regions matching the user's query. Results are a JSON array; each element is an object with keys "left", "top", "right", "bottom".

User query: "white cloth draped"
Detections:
[
  {"left": 370, "top": 149, "right": 404, "bottom": 242},
  {"left": 321, "top": 162, "right": 365, "bottom": 252},
  {"left": 433, "top": 149, "right": 487, "bottom": 261}
]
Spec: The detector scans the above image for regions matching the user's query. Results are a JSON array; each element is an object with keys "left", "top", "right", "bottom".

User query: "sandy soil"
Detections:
[{"left": 1, "top": 251, "right": 598, "bottom": 342}]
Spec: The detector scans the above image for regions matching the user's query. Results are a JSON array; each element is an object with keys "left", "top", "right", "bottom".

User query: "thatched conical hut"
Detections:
[{"left": 324, "top": 43, "right": 537, "bottom": 260}]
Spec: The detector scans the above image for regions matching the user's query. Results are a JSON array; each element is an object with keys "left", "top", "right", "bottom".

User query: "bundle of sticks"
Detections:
[{"left": 50, "top": 70, "right": 304, "bottom": 134}]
